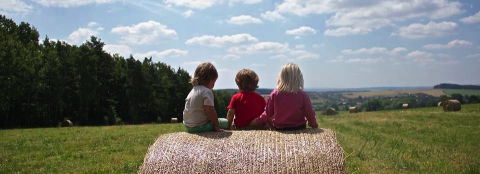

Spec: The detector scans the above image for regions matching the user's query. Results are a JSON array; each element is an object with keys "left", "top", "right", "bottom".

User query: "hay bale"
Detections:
[
  {"left": 170, "top": 117, "right": 178, "bottom": 123},
  {"left": 61, "top": 120, "right": 73, "bottom": 127},
  {"left": 349, "top": 107, "right": 358, "bottom": 113},
  {"left": 324, "top": 108, "right": 338, "bottom": 115},
  {"left": 139, "top": 129, "right": 345, "bottom": 174},
  {"left": 437, "top": 102, "right": 443, "bottom": 107},
  {"left": 402, "top": 104, "right": 409, "bottom": 109},
  {"left": 443, "top": 99, "right": 461, "bottom": 112}
]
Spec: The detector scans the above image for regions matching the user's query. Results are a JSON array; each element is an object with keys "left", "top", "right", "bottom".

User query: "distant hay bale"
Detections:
[
  {"left": 61, "top": 120, "right": 73, "bottom": 127},
  {"left": 139, "top": 129, "right": 344, "bottom": 174},
  {"left": 170, "top": 117, "right": 178, "bottom": 123},
  {"left": 402, "top": 104, "right": 409, "bottom": 109},
  {"left": 437, "top": 102, "right": 443, "bottom": 107},
  {"left": 349, "top": 107, "right": 358, "bottom": 113},
  {"left": 324, "top": 108, "right": 338, "bottom": 115},
  {"left": 442, "top": 100, "right": 461, "bottom": 112}
]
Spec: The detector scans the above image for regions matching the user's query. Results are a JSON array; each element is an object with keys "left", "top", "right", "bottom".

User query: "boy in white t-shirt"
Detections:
[{"left": 183, "top": 62, "right": 228, "bottom": 132}]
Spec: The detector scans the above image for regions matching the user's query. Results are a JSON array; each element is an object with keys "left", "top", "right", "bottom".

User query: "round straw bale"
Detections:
[
  {"left": 437, "top": 102, "right": 443, "bottom": 107},
  {"left": 442, "top": 99, "right": 461, "bottom": 112},
  {"left": 349, "top": 107, "right": 358, "bottom": 113},
  {"left": 61, "top": 120, "right": 73, "bottom": 127},
  {"left": 170, "top": 117, "right": 178, "bottom": 123},
  {"left": 139, "top": 129, "right": 345, "bottom": 174},
  {"left": 402, "top": 104, "right": 409, "bottom": 109},
  {"left": 324, "top": 108, "right": 338, "bottom": 115}
]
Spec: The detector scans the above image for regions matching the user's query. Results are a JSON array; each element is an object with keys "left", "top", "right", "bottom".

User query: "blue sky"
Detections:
[{"left": 2, "top": 0, "right": 480, "bottom": 89}]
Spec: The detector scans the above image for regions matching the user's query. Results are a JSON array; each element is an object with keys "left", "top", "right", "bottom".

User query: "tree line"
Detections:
[{"left": 0, "top": 15, "right": 232, "bottom": 128}]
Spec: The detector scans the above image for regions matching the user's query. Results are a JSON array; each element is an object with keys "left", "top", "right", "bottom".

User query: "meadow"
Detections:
[
  {"left": 1, "top": 104, "right": 479, "bottom": 173},
  {"left": 342, "top": 89, "right": 445, "bottom": 98},
  {"left": 443, "top": 89, "right": 480, "bottom": 96}
]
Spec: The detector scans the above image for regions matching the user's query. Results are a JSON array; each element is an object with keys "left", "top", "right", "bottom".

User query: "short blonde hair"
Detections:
[
  {"left": 190, "top": 62, "right": 218, "bottom": 86},
  {"left": 276, "top": 63, "right": 304, "bottom": 93}
]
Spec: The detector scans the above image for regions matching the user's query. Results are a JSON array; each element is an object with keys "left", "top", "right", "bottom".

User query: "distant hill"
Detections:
[
  {"left": 217, "top": 88, "right": 273, "bottom": 95},
  {"left": 305, "top": 86, "right": 431, "bottom": 92},
  {"left": 434, "top": 83, "right": 480, "bottom": 90}
]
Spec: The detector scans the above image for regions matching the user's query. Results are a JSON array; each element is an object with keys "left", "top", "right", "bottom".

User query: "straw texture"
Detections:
[{"left": 139, "top": 129, "right": 344, "bottom": 174}]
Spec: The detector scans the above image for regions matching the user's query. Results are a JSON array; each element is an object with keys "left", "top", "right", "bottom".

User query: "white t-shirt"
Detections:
[{"left": 183, "top": 85, "right": 215, "bottom": 127}]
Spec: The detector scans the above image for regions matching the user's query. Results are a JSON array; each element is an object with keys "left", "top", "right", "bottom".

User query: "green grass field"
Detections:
[
  {"left": 1, "top": 104, "right": 479, "bottom": 173},
  {"left": 318, "top": 104, "right": 480, "bottom": 173},
  {"left": 443, "top": 89, "right": 480, "bottom": 96}
]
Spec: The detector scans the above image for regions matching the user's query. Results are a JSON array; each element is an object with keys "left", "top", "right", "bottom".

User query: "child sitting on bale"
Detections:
[
  {"left": 183, "top": 62, "right": 228, "bottom": 133},
  {"left": 226, "top": 69, "right": 266, "bottom": 130},
  {"left": 252, "top": 63, "right": 318, "bottom": 130}
]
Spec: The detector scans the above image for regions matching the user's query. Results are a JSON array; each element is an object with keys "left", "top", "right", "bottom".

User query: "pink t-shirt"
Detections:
[{"left": 258, "top": 89, "right": 318, "bottom": 129}]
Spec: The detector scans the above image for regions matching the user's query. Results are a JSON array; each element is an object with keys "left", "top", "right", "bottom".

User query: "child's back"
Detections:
[
  {"left": 256, "top": 63, "right": 318, "bottom": 130},
  {"left": 262, "top": 89, "right": 316, "bottom": 129},
  {"left": 183, "top": 85, "right": 213, "bottom": 127},
  {"left": 228, "top": 91, "right": 265, "bottom": 128}
]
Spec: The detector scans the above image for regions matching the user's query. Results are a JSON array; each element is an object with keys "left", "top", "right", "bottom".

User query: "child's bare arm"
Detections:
[
  {"left": 226, "top": 109, "right": 235, "bottom": 130},
  {"left": 204, "top": 105, "right": 223, "bottom": 132}
]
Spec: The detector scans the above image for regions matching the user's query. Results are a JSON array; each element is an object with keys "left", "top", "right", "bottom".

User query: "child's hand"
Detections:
[{"left": 215, "top": 127, "right": 225, "bottom": 132}]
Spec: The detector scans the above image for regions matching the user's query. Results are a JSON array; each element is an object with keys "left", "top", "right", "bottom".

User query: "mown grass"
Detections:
[
  {"left": 0, "top": 124, "right": 185, "bottom": 173},
  {"left": 1, "top": 104, "right": 479, "bottom": 173},
  {"left": 318, "top": 103, "right": 480, "bottom": 173},
  {"left": 443, "top": 89, "right": 480, "bottom": 96}
]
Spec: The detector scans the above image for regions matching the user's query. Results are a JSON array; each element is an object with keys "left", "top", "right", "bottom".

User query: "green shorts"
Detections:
[{"left": 185, "top": 118, "right": 229, "bottom": 133}]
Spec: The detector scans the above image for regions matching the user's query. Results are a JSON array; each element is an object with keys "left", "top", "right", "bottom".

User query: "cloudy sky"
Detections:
[{"left": 2, "top": 0, "right": 480, "bottom": 89}]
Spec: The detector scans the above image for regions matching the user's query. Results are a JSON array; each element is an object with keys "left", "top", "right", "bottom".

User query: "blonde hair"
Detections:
[
  {"left": 276, "top": 63, "right": 304, "bottom": 93},
  {"left": 190, "top": 62, "right": 218, "bottom": 86}
]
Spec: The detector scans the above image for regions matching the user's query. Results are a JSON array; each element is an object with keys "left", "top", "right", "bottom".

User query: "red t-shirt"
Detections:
[{"left": 227, "top": 91, "right": 266, "bottom": 128}]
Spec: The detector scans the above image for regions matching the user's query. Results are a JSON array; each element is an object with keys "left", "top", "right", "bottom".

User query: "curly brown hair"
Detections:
[
  {"left": 235, "top": 69, "right": 259, "bottom": 92},
  {"left": 191, "top": 62, "right": 218, "bottom": 86}
]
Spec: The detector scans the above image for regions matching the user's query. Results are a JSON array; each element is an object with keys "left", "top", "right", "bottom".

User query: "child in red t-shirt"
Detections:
[{"left": 227, "top": 69, "right": 266, "bottom": 129}]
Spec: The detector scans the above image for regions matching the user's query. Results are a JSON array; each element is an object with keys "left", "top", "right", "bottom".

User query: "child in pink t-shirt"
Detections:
[
  {"left": 226, "top": 69, "right": 266, "bottom": 129},
  {"left": 253, "top": 63, "right": 318, "bottom": 130}
]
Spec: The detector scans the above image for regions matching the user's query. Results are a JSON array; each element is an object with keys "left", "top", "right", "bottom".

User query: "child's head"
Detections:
[
  {"left": 276, "top": 63, "right": 304, "bottom": 93},
  {"left": 191, "top": 62, "right": 218, "bottom": 88},
  {"left": 235, "top": 69, "right": 259, "bottom": 92}
]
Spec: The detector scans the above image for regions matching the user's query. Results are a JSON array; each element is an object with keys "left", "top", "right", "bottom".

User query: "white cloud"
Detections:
[
  {"left": 0, "top": 0, "right": 32, "bottom": 15},
  {"left": 285, "top": 26, "right": 316, "bottom": 36},
  {"left": 264, "top": 0, "right": 461, "bottom": 36},
  {"left": 104, "top": 44, "right": 132, "bottom": 57},
  {"left": 461, "top": 11, "right": 480, "bottom": 24},
  {"left": 270, "top": 54, "right": 287, "bottom": 59},
  {"left": 466, "top": 53, "right": 480, "bottom": 59},
  {"left": 424, "top": 39, "right": 472, "bottom": 49},
  {"left": 312, "top": 44, "right": 325, "bottom": 49},
  {"left": 227, "top": 15, "right": 262, "bottom": 25},
  {"left": 31, "top": 0, "right": 114, "bottom": 7},
  {"left": 393, "top": 21, "right": 457, "bottom": 39},
  {"left": 289, "top": 50, "right": 320, "bottom": 60},
  {"left": 183, "top": 61, "right": 203, "bottom": 66},
  {"left": 324, "top": 27, "right": 369, "bottom": 36},
  {"left": 222, "top": 54, "right": 240, "bottom": 60},
  {"left": 341, "top": 47, "right": 407, "bottom": 55},
  {"left": 183, "top": 10, "right": 194, "bottom": 17},
  {"left": 329, "top": 56, "right": 382, "bottom": 64},
  {"left": 295, "top": 45, "right": 305, "bottom": 49},
  {"left": 88, "top": 22, "right": 98, "bottom": 27},
  {"left": 406, "top": 50, "right": 436, "bottom": 63},
  {"left": 345, "top": 57, "right": 383, "bottom": 64},
  {"left": 228, "top": 42, "right": 289, "bottom": 54},
  {"left": 111, "top": 21, "right": 177, "bottom": 45},
  {"left": 164, "top": 0, "right": 219, "bottom": 9},
  {"left": 229, "top": 0, "right": 262, "bottom": 6},
  {"left": 186, "top": 33, "right": 258, "bottom": 47},
  {"left": 228, "top": 42, "right": 319, "bottom": 60},
  {"left": 68, "top": 27, "right": 100, "bottom": 44},
  {"left": 135, "top": 49, "right": 188, "bottom": 59},
  {"left": 261, "top": 10, "right": 285, "bottom": 21}
]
